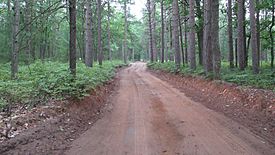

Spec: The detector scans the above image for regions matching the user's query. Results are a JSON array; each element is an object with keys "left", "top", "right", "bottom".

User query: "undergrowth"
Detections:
[
  {"left": 0, "top": 60, "right": 125, "bottom": 109},
  {"left": 147, "top": 62, "right": 275, "bottom": 90}
]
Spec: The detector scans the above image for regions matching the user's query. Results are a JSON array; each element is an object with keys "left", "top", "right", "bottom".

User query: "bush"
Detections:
[
  {"left": 0, "top": 60, "right": 125, "bottom": 109},
  {"left": 147, "top": 62, "right": 275, "bottom": 90}
]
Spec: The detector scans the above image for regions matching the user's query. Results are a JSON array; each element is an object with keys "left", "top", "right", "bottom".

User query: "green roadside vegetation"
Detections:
[
  {"left": 147, "top": 62, "right": 275, "bottom": 91},
  {"left": 0, "top": 60, "right": 125, "bottom": 109}
]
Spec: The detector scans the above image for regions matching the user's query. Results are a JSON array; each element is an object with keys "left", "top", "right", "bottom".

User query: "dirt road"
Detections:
[{"left": 66, "top": 62, "right": 275, "bottom": 155}]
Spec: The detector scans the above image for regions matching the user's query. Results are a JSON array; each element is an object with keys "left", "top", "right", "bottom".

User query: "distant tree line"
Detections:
[{"left": 145, "top": 0, "right": 274, "bottom": 77}]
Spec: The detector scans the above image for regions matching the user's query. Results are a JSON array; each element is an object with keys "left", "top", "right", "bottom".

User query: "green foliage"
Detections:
[
  {"left": 0, "top": 98, "right": 8, "bottom": 110},
  {"left": 221, "top": 68, "right": 275, "bottom": 90},
  {"left": 147, "top": 62, "right": 275, "bottom": 90},
  {"left": 0, "top": 60, "right": 125, "bottom": 109},
  {"left": 147, "top": 61, "right": 177, "bottom": 73}
]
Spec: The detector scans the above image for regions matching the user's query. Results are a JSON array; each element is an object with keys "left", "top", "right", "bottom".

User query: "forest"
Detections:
[
  {"left": 0, "top": 0, "right": 274, "bottom": 108},
  {"left": 0, "top": 0, "right": 274, "bottom": 113},
  {"left": 0, "top": 0, "right": 275, "bottom": 154},
  {"left": 0, "top": 0, "right": 274, "bottom": 78}
]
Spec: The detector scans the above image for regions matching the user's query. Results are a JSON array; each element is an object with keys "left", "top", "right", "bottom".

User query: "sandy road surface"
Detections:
[{"left": 66, "top": 62, "right": 275, "bottom": 155}]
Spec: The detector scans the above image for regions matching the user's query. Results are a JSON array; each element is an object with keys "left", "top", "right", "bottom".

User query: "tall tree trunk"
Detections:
[
  {"left": 195, "top": 0, "right": 204, "bottom": 65},
  {"left": 164, "top": 6, "right": 169, "bottom": 62},
  {"left": 172, "top": 0, "right": 181, "bottom": 71},
  {"left": 178, "top": 3, "right": 184, "bottom": 65},
  {"left": 256, "top": 0, "right": 261, "bottom": 62},
  {"left": 85, "top": 0, "right": 93, "bottom": 67},
  {"left": 227, "top": 0, "right": 234, "bottom": 68},
  {"left": 188, "top": 0, "right": 196, "bottom": 69},
  {"left": 11, "top": 0, "right": 20, "bottom": 79},
  {"left": 147, "top": 0, "right": 154, "bottom": 62},
  {"left": 211, "top": 0, "right": 221, "bottom": 78},
  {"left": 92, "top": 6, "right": 97, "bottom": 63},
  {"left": 270, "top": 0, "right": 274, "bottom": 68},
  {"left": 246, "top": 34, "right": 251, "bottom": 55},
  {"left": 237, "top": 0, "right": 245, "bottom": 70},
  {"left": 179, "top": 19, "right": 184, "bottom": 65},
  {"left": 197, "top": 31, "right": 204, "bottom": 66},
  {"left": 107, "top": 0, "right": 112, "bottom": 61},
  {"left": 170, "top": 18, "right": 174, "bottom": 61},
  {"left": 123, "top": 0, "right": 128, "bottom": 63},
  {"left": 97, "top": 0, "right": 103, "bottom": 65},
  {"left": 69, "top": 0, "right": 77, "bottom": 76},
  {"left": 161, "top": 0, "right": 165, "bottom": 63},
  {"left": 203, "top": 0, "right": 213, "bottom": 74},
  {"left": 151, "top": 0, "right": 157, "bottom": 61},
  {"left": 235, "top": 38, "right": 238, "bottom": 67},
  {"left": 81, "top": 2, "right": 86, "bottom": 62},
  {"left": 183, "top": 3, "right": 188, "bottom": 64},
  {"left": 249, "top": 0, "right": 259, "bottom": 74},
  {"left": 243, "top": 6, "right": 248, "bottom": 68}
]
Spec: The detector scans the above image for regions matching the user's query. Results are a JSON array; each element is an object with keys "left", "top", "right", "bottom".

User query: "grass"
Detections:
[
  {"left": 0, "top": 60, "right": 125, "bottom": 109},
  {"left": 147, "top": 62, "right": 275, "bottom": 90}
]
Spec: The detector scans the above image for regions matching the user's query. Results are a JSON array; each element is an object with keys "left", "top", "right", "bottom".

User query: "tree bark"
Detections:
[
  {"left": 243, "top": 6, "right": 248, "bottom": 68},
  {"left": 235, "top": 38, "right": 238, "bottom": 67},
  {"left": 227, "top": 0, "right": 234, "bottom": 68},
  {"left": 179, "top": 19, "right": 184, "bottom": 65},
  {"left": 164, "top": 5, "right": 169, "bottom": 62},
  {"left": 107, "top": 0, "right": 112, "bottom": 61},
  {"left": 178, "top": 2, "right": 184, "bottom": 65},
  {"left": 81, "top": 2, "right": 86, "bottom": 62},
  {"left": 203, "top": 0, "right": 213, "bottom": 74},
  {"left": 183, "top": 3, "right": 188, "bottom": 64},
  {"left": 170, "top": 18, "right": 173, "bottom": 61},
  {"left": 256, "top": 0, "right": 260, "bottom": 62},
  {"left": 147, "top": 0, "right": 154, "bottom": 62},
  {"left": 97, "top": 0, "right": 103, "bottom": 65},
  {"left": 249, "top": 0, "right": 260, "bottom": 74},
  {"left": 246, "top": 34, "right": 251, "bottom": 55},
  {"left": 195, "top": 0, "right": 204, "bottom": 65},
  {"left": 11, "top": 0, "right": 20, "bottom": 79},
  {"left": 161, "top": 0, "right": 165, "bottom": 63},
  {"left": 151, "top": 0, "right": 157, "bottom": 61},
  {"left": 172, "top": 0, "right": 181, "bottom": 71},
  {"left": 69, "top": 0, "right": 77, "bottom": 76},
  {"left": 188, "top": 0, "right": 196, "bottom": 69},
  {"left": 211, "top": 0, "right": 221, "bottom": 78},
  {"left": 237, "top": 0, "right": 245, "bottom": 70},
  {"left": 85, "top": 0, "right": 93, "bottom": 67}
]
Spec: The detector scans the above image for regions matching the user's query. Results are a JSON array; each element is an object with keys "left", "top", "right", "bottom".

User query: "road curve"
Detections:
[{"left": 66, "top": 62, "right": 275, "bottom": 155}]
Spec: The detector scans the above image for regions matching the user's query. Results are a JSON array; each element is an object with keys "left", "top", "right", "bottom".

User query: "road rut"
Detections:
[{"left": 66, "top": 62, "right": 275, "bottom": 155}]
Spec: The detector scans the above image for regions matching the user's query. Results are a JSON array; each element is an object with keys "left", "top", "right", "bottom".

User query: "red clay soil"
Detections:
[
  {"left": 0, "top": 74, "right": 120, "bottom": 155},
  {"left": 1, "top": 63, "right": 274, "bottom": 155},
  {"left": 66, "top": 62, "right": 274, "bottom": 155},
  {"left": 149, "top": 69, "right": 275, "bottom": 145}
]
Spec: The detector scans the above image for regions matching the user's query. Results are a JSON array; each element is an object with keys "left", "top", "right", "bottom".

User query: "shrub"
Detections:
[
  {"left": 0, "top": 60, "right": 125, "bottom": 109},
  {"left": 147, "top": 62, "right": 275, "bottom": 90}
]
